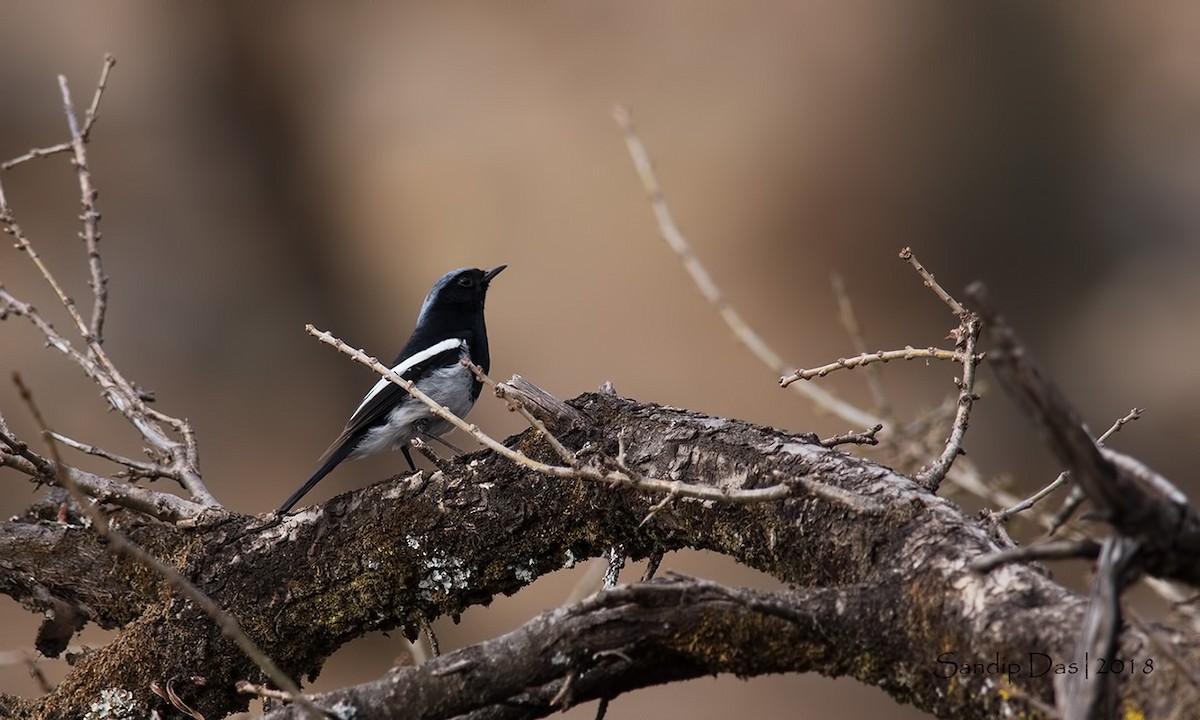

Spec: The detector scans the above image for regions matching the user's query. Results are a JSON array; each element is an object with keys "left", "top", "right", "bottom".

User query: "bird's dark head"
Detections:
[{"left": 417, "top": 265, "right": 505, "bottom": 322}]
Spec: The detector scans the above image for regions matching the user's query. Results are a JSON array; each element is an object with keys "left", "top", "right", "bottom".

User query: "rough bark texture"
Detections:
[{"left": 1, "top": 391, "right": 1197, "bottom": 719}]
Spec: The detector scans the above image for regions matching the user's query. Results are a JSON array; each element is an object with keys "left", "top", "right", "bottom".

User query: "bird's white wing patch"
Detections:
[{"left": 352, "top": 337, "right": 466, "bottom": 416}]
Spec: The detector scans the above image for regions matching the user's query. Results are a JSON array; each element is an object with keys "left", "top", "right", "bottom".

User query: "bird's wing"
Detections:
[{"left": 316, "top": 338, "right": 467, "bottom": 464}]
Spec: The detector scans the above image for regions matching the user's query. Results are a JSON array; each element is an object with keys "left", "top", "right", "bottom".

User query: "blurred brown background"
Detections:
[{"left": 1, "top": 3, "right": 1198, "bottom": 718}]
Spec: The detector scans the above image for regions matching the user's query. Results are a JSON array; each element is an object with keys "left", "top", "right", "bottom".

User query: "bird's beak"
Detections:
[{"left": 483, "top": 265, "right": 507, "bottom": 284}]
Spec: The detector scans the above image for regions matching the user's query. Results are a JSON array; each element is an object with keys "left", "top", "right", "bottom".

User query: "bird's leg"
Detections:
[
  {"left": 419, "top": 432, "right": 465, "bottom": 454},
  {"left": 411, "top": 418, "right": 466, "bottom": 454}
]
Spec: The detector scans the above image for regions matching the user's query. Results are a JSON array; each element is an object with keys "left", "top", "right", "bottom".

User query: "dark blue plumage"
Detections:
[{"left": 276, "top": 265, "right": 504, "bottom": 514}]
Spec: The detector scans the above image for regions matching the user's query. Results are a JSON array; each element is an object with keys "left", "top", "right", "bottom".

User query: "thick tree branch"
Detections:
[
  {"left": 261, "top": 576, "right": 894, "bottom": 720},
  {"left": 2, "top": 391, "right": 1197, "bottom": 719}
]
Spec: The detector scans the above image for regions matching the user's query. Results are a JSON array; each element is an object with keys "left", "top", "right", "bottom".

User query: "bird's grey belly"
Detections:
[{"left": 351, "top": 363, "right": 476, "bottom": 458}]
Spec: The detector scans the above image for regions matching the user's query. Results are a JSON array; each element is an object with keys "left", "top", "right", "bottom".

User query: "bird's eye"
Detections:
[{"left": 457, "top": 275, "right": 474, "bottom": 287}]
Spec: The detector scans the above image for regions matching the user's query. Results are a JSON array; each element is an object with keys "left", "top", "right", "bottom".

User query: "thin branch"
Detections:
[
  {"left": 11, "top": 374, "right": 327, "bottom": 720},
  {"left": 468, "top": 362, "right": 578, "bottom": 466},
  {"left": 0, "top": 141, "right": 75, "bottom": 170},
  {"left": 898, "top": 247, "right": 965, "bottom": 316},
  {"left": 972, "top": 538, "right": 1102, "bottom": 573},
  {"left": 0, "top": 293, "right": 212, "bottom": 515},
  {"left": 613, "top": 104, "right": 881, "bottom": 431},
  {"left": 58, "top": 67, "right": 110, "bottom": 342},
  {"left": 49, "top": 430, "right": 178, "bottom": 481},
  {"left": 2, "top": 403, "right": 200, "bottom": 521},
  {"left": 238, "top": 681, "right": 296, "bottom": 704},
  {"left": 641, "top": 552, "right": 664, "bottom": 582},
  {"left": 0, "top": 58, "right": 216, "bottom": 508},
  {"left": 1097, "top": 407, "right": 1142, "bottom": 445},
  {"left": 4, "top": 201, "right": 93, "bottom": 341},
  {"left": 819, "top": 424, "right": 883, "bottom": 448},
  {"left": 781, "top": 346, "right": 969, "bottom": 386},
  {"left": 992, "top": 408, "right": 1144, "bottom": 524},
  {"left": 0, "top": 55, "right": 113, "bottom": 171},
  {"left": 992, "top": 471, "right": 1070, "bottom": 524},
  {"left": 0, "top": 411, "right": 56, "bottom": 477},
  {"left": 1048, "top": 488, "right": 1086, "bottom": 535},
  {"left": 81, "top": 54, "right": 116, "bottom": 138},
  {"left": 306, "top": 324, "right": 884, "bottom": 515},
  {"left": 915, "top": 314, "right": 982, "bottom": 491}
]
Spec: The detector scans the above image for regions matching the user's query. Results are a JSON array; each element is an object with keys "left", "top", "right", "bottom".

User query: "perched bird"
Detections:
[{"left": 276, "top": 265, "right": 505, "bottom": 514}]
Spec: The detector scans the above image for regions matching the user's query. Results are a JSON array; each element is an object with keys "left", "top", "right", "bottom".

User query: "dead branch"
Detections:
[{"left": 0, "top": 56, "right": 217, "bottom": 510}]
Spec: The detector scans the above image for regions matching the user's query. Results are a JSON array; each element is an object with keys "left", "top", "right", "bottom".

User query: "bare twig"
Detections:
[
  {"left": 781, "top": 346, "right": 969, "bottom": 386},
  {"left": 3, "top": 204, "right": 93, "bottom": 341},
  {"left": 0, "top": 57, "right": 216, "bottom": 508},
  {"left": 915, "top": 315, "right": 982, "bottom": 491},
  {"left": 48, "top": 430, "right": 176, "bottom": 480},
  {"left": 972, "top": 539, "right": 1102, "bottom": 573},
  {"left": 58, "top": 64, "right": 111, "bottom": 342},
  {"left": 237, "top": 681, "right": 297, "bottom": 704},
  {"left": 0, "top": 237, "right": 214, "bottom": 508},
  {"left": 12, "top": 374, "right": 327, "bottom": 719},
  {"left": 2, "top": 403, "right": 201, "bottom": 521},
  {"left": 993, "top": 471, "right": 1070, "bottom": 524},
  {"left": 614, "top": 104, "right": 881, "bottom": 430},
  {"left": 468, "top": 362, "right": 578, "bottom": 466},
  {"left": 0, "top": 56, "right": 113, "bottom": 171},
  {"left": 1049, "top": 488, "right": 1087, "bottom": 535},
  {"left": 993, "top": 408, "right": 1145, "bottom": 524},
  {"left": 80, "top": 54, "right": 116, "bottom": 138},
  {"left": 0, "top": 411, "right": 56, "bottom": 477},
  {"left": 603, "top": 547, "right": 625, "bottom": 590},
  {"left": 898, "top": 247, "right": 965, "bottom": 316},
  {"left": 0, "top": 141, "right": 75, "bottom": 171},
  {"left": 641, "top": 551, "right": 664, "bottom": 582},
  {"left": 422, "top": 618, "right": 441, "bottom": 658},
  {"left": 819, "top": 424, "right": 883, "bottom": 448},
  {"left": 1097, "top": 408, "right": 1142, "bottom": 445}
]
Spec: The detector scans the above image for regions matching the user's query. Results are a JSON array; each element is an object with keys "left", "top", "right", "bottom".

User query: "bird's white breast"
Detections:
[{"left": 350, "top": 346, "right": 476, "bottom": 459}]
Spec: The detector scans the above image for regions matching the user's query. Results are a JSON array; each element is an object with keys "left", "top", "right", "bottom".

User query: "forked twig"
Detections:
[
  {"left": 993, "top": 408, "right": 1143, "bottom": 523},
  {"left": 0, "top": 55, "right": 216, "bottom": 509}
]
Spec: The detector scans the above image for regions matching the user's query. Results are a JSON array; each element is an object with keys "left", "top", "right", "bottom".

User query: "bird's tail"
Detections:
[{"left": 276, "top": 441, "right": 357, "bottom": 515}]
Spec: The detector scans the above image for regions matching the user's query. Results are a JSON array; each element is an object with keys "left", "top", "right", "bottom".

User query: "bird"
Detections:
[{"left": 276, "top": 265, "right": 505, "bottom": 514}]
